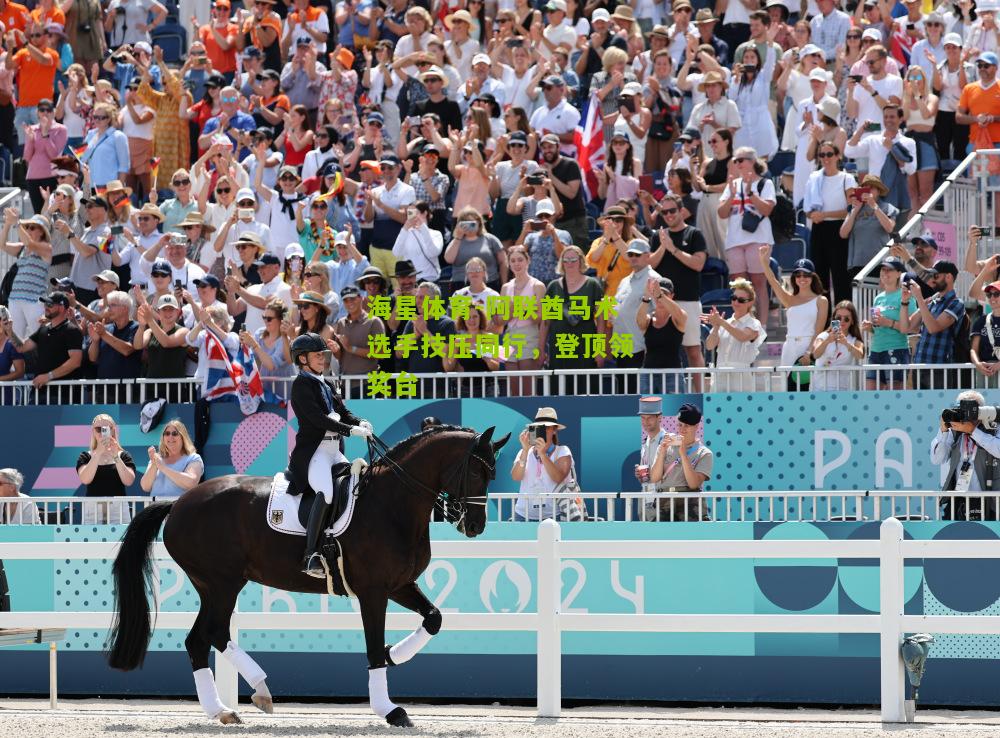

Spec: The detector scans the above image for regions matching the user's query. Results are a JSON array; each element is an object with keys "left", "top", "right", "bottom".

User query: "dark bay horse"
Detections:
[{"left": 107, "top": 425, "right": 509, "bottom": 727}]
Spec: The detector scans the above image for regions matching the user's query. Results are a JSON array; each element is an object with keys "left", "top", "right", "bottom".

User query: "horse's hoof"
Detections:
[
  {"left": 385, "top": 707, "right": 413, "bottom": 728},
  {"left": 219, "top": 710, "right": 242, "bottom": 725},
  {"left": 251, "top": 693, "right": 274, "bottom": 714}
]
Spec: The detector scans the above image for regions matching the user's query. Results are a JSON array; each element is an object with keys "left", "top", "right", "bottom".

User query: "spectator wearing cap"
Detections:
[
  {"left": 194, "top": 1, "right": 239, "bottom": 83},
  {"left": 42, "top": 182, "right": 82, "bottom": 282},
  {"left": 364, "top": 153, "right": 415, "bottom": 280},
  {"left": 284, "top": 242, "right": 307, "bottom": 289},
  {"left": 536, "top": 0, "right": 574, "bottom": 61},
  {"left": 86, "top": 290, "right": 141, "bottom": 380},
  {"left": 8, "top": 22, "right": 62, "bottom": 146},
  {"left": 138, "top": 225, "right": 206, "bottom": 293},
  {"left": 573, "top": 8, "right": 627, "bottom": 95},
  {"left": 933, "top": 34, "right": 973, "bottom": 162},
  {"left": 408, "top": 64, "right": 463, "bottom": 135},
  {"left": 321, "top": 229, "right": 371, "bottom": 298},
  {"left": 199, "top": 86, "right": 258, "bottom": 159},
  {"left": 65, "top": 195, "right": 115, "bottom": 306},
  {"left": 971, "top": 280, "right": 1000, "bottom": 379},
  {"left": 226, "top": 251, "right": 293, "bottom": 336},
  {"left": 635, "top": 275, "right": 689, "bottom": 394},
  {"left": 966, "top": 8, "right": 1000, "bottom": 57},
  {"left": 280, "top": 38, "right": 327, "bottom": 114},
  {"left": 957, "top": 52, "right": 1000, "bottom": 157},
  {"left": 510, "top": 407, "right": 574, "bottom": 522},
  {"left": 318, "top": 47, "right": 358, "bottom": 126},
  {"left": 846, "top": 45, "right": 903, "bottom": 140},
  {"left": 5, "top": 290, "right": 83, "bottom": 390},
  {"left": 635, "top": 396, "right": 665, "bottom": 495},
  {"left": 759, "top": 249, "right": 829, "bottom": 391},
  {"left": 79, "top": 102, "right": 130, "bottom": 188},
  {"left": 458, "top": 52, "right": 506, "bottom": 115},
  {"left": 861, "top": 255, "right": 915, "bottom": 390},
  {"left": 132, "top": 293, "right": 189, "bottom": 393},
  {"left": 527, "top": 74, "right": 581, "bottom": 158},
  {"left": 331, "top": 284, "right": 383, "bottom": 377},
  {"left": 141, "top": 259, "right": 174, "bottom": 309},
  {"left": 209, "top": 188, "right": 271, "bottom": 271},
  {"left": 392, "top": 201, "right": 442, "bottom": 283},
  {"left": 182, "top": 274, "right": 227, "bottom": 331},
  {"left": 802, "top": 140, "right": 856, "bottom": 302},
  {"left": 519, "top": 198, "right": 572, "bottom": 286},
  {"left": 76, "top": 269, "right": 120, "bottom": 327},
  {"left": 842, "top": 175, "right": 897, "bottom": 280},
  {"left": 907, "top": 259, "right": 966, "bottom": 389},
  {"left": 104, "top": 41, "right": 163, "bottom": 100},
  {"left": 117, "top": 203, "right": 163, "bottom": 286},
  {"left": 2, "top": 211, "right": 52, "bottom": 338},
  {"left": 611, "top": 238, "right": 662, "bottom": 394},
  {"left": 809, "top": 0, "right": 850, "bottom": 61},
  {"left": 240, "top": 127, "right": 282, "bottom": 191},
  {"left": 649, "top": 403, "right": 713, "bottom": 521},
  {"left": 104, "top": 0, "right": 166, "bottom": 46},
  {"left": 405, "top": 144, "right": 450, "bottom": 234},
  {"left": 22, "top": 97, "right": 66, "bottom": 213},
  {"left": 487, "top": 133, "right": 537, "bottom": 245}
]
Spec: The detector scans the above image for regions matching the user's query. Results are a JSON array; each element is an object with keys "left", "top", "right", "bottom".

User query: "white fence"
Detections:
[
  {"left": 8, "top": 491, "right": 1000, "bottom": 525},
  {"left": 0, "top": 519, "right": 998, "bottom": 721}
]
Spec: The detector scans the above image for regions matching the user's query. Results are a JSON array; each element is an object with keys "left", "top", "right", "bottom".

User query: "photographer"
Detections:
[
  {"left": 932, "top": 391, "right": 1000, "bottom": 521},
  {"left": 510, "top": 408, "right": 573, "bottom": 522}
]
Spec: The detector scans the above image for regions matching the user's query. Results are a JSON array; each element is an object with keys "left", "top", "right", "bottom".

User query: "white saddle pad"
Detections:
[{"left": 266, "top": 469, "right": 360, "bottom": 538}]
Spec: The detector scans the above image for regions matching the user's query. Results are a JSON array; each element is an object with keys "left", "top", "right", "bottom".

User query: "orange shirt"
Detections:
[
  {"left": 30, "top": 6, "right": 65, "bottom": 26},
  {"left": 13, "top": 45, "right": 59, "bottom": 107},
  {"left": 0, "top": 2, "right": 29, "bottom": 35},
  {"left": 959, "top": 81, "right": 1000, "bottom": 145},
  {"left": 199, "top": 22, "right": 239, "bottom": 74},
  {"left": 586, "top": 236, "right": 632, "bottom": 298},
  {"left": 244, "top": 12, "right": 281, "bottom": 51}
]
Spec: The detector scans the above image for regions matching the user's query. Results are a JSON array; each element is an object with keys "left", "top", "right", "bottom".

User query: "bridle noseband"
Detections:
[{"left": 363, "top": 431, "right": 496, "bottom": 526}]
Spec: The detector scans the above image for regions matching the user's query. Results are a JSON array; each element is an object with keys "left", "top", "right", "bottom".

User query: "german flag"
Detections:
[
  {"left": 149, "top": 156, "right": 160, "bottom": 182},
  {"left": 96, "top": 233, "right": 114, "bottom": 254},
  {"left": 71, "top": 143, "right": 89, "bottom": 160}
]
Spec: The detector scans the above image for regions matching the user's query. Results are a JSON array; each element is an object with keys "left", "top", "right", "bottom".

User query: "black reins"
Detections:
[{"left": 361, "top": 431, "right": 496, "bottom": 525}]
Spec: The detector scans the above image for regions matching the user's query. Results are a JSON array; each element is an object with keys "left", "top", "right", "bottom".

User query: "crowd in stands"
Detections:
[{"left": 2, "top": 0, "right": 1000, "bottom": 399}]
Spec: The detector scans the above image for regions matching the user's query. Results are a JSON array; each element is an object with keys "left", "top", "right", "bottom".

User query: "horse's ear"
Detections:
[
  {"left": 491, "top": 433, "right": 511, "bottom": 453},
  {"left": 477, "top": 426, "right": 495, "bottom": 447}
]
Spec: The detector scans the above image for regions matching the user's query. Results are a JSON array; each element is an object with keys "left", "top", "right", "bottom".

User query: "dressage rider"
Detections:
[{"left": 289, "top": 333, "right": 373, "bottom": 578}]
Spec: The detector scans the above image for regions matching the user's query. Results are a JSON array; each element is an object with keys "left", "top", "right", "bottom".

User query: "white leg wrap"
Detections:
[
  {"left": 193, "top": 667, "right": 227, "bottom": 719},
  {"left": 389, "top": 626, "right": 433, "bottom": 666},
  {"left": 368, "top": 667, "right": 398, "bottom": 718},
  {"left": 223, "top": 641, "right": 267, "bottom": 690}
]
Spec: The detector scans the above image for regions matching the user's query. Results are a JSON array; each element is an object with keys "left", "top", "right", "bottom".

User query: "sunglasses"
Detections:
[
  {"left": 733, "top": 156, "right": 749, "bottom": 163},
  {"left": 562, "top": 256, "right": 580, "bottom": 263},
  {"left": 661, "top": 207, "right": 679, "bottom": 215},
  {"left": 221, "top": 96, "right": 238, "bottom": 103},
  {"left": 732, "top": 296, "right": 752, "bottom": 304},
  {"left": 162, "top": 430, "right": 181, "bottom": 437},
  {"left": 93, "top": 115, "right": 110, "bottom": 121},
  {"left": 846, "top": 34, "right": 861, "bottom": 39},
  {"left": 216, "top": 187, "right": 232, "bottom": 194},
  {"left": 279, "top": 174, "right": 298, "bottom": 181},
  {"left": 37, "top": 107, "right": 53, "bottom": 113},
  {"left": 263, "top": 315, "right": 279, "bottom": 322},
  {"left": 987, "top": 291, "right": 1000, "bottom": 298},
  {"left": 312, "top": 203, "right": 329, "bottom": 209},
  {"left": 173, "top": 179, "right": 191, "bottom": 186},
  {"left": 817, "top": 152, "right": 837, "bottom": 159},
  {"left": 238, "top": 200, "right": 255, "bottom": 207},
  {"left": 237, "top": 243, "right": 257, "bottom": 250},
  {"left": 835, "top": 315, "right": 852, "bottom": 322},
  {"left": 137, "top": 216, "right": 154, "bottom": 222},
  {"left": 29, "top": 32, "right": 45, "bottom": 38},
  {"left": 978, "top": 62, "right": 995, "bottom": 68},
  {"left": 315, "top": 132, "right": 329, "bottom": 139}
]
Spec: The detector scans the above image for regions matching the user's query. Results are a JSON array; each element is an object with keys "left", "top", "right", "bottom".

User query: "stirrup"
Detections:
[{"left": 302, "top": 552, "right": 326, "bottom": 579}]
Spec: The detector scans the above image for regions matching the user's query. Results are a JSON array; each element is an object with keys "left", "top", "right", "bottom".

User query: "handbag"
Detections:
[
  {"left": 553, "top": 457, "right": 586, "bottom": 522},
  {"left": 739, "top": 180, "right": 763, "bottom": 232}
]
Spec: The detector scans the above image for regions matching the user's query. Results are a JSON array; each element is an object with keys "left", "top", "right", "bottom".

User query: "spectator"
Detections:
[
  {"left": 900, "top": 66, "right": 939, "bottom": 213},
  {"left": 364, "top": 154, "right": 415, "bottom": 281},
  {"left": 0, "top": 306, "right": 25, "bottom": 385},
  {"left": 908, "top": 260, "right": 965, "bottom": 390},
  {"left": 78, "top": 102, "right": 130, "bottom": 188},
  {"left": 809, "top": 300, "right": 864, "bottom": 390},
  {"left": 293, "top": 290, "right": 333, "bottom": 342},
  {"left": 932, "top": 390, "right": 1000, "bottom": 521},
  {"left": 9, "top": 22, "right": 61, "bottom": 148},
  {"left": 444, "top": 207, "right": 507, "bottom": 294},
  {"left": 692, "top": 128, "right": 733, "bottom": 260},
  {"left": 118, "top": 78, "right": 156, "bottom": 201},
  {"left": 846, "top": 43, "right": 903, "bottom": 147},
  {"left": 842, "top": 175, "right": 897, "bottom": 282},
  {"left": 2, "top": 210, "right": 52, "bottom": 339},
  {"left": 643, "top": 50, "right": 683, "bottom": 173},
  {"left": 186, "top": 301, "right": 240, "bottom": 395},
  {"left": 406, "top": 144, "right": 451, "bottom": 236},
  {"left": 509, "top": 407, "right": 572, "bottom": 522},
  {"left": 452, "top": 256, "right": 500, "bottom": 315},
  {"left": 860, "top": 256, "right": 915, "bottom": 390},
  {"left": 105, "top": 0, "right": 167, "bottom": 47},
  {"left": 331, "top": 284, "right": 383, "bottom": 377},
  {"left": 0, "top": 469, "right": 40, "bottom": 525},
  {"left": 809, "top": 0, "right": 851, "bottom": 62},
  {"left": 611, "top": 238, "right": 660, "bottom": 394},
  {"left": 497, "top": 245, "right": 545, "bottom": 396},
  {"left": 136, "top": 53, "right": 192, "bottom": 193},
  {"left": 635, "top": 396, "right": 664, "bottom": 497},
  {"left": 803, "top": 140, "right": 856, "bottom": 302},
  {"left": 199, "top": 86, "right": 257, "bottom": 156},
  {"left": 703, "top": 277, "right": 767, "bottom": 392},
  {"left": 139, "top": 230, "right": 206, "bottom": 293},
  {"left": 729, "top": 45, "right": 778, "bottom": 160},
  {"left": 717, "top": 147, "right": 774, "bottom": 321},
  {"left": 396, "top": 281, "right": 456, "bottom": 393},
  {"left": 649, "top": 402, "right": 713, "bottom": 521},
  {"left": 133, "top": 294, "right": 189, "bottom": 396},
  {"left": 958, "top": 53, "right": 1000, "bottom": 159},
  {"left": 23, "top": 98, "right": 66, "bottom": 213},
  {"left": 226, "top": 252, "right": 292, "bottom": 336},
  {"left": 76, "top": 413, "right": 136, "bottom": 524},
  {"left": 139, "top": 419, "right": 204, "bottom": 498},
  {"left": 444, "top": 305, "right": 501, "bottom": 389},
  {"left": 688, "top": 71, "right": 741, "bottom": 143},
  {"left": 537, "top": 133, "right": 588, "bottom": 247},
  {"left": 240, "top": 298, "right": 294, "bottom": 394},
  {"left": 970, "top": 280, "right": 1000, "bottom": 381},
  {"left": 596, "top": 124, "right": 640, "bottom": 211},
  {"left": 160, "top": 173, "right": 199, "bottom": 235},
  {"left": 276, "top": 104, "right": 314, "bottom": 170},
  {"left": 355, "top": 265, "right": 388, "bottom": 312},
  {"left": 528, "top": 74, "right": 580, "bottom": 157},
  {"left": 933, "top": 34, "right": 972, "bottom": 163},
  {"left": 392, "top": 202, "right": 442, "bottom": 284},
  {"left": 520, "top": 199, "right": 572, "bottom": 287},
  {"left": 448, "top": 133, "right": 491, "bottom": 221},
  {"left": 86, "top": 289, "right": 140, "bottom": 379},
  {"left": 301, "top": 263, "right": 341, "bottom": 325},
  {"left": 195, "top": 2, "right": 239, "bottom": 84},
  {"left": 635, "top": 275, "right": 687, "bottom": 393},
  {"left": 5, "top": 289, "right": 83, "bottom": 401},
  {"left": 890, "top": 235, "right": 939, "bottom": 299}
]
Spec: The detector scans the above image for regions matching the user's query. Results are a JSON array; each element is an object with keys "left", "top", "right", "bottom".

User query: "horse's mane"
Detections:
[{"left": 385, "top": 424, "right": 477, "bottom": 462}]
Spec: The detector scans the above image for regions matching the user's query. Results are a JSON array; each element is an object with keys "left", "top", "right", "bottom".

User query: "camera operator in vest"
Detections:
[
  {"left": 932, "top": 390, "right": 1000, "bottom": 521},
  {"left": 289, "top": 333, "right": 373, "bottom": 578}
]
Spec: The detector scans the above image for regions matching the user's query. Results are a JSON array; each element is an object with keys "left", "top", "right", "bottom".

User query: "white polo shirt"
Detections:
[
  {"left": 372, "top": 180, "right": 416, "bottom": 221},
  {"left": 528, "top": 98, "right": 581, "bottom": 155},
  {"left": 243, "top": 275, "right": 293, "bottom": 336}
]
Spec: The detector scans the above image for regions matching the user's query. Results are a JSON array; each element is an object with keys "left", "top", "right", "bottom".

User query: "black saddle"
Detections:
[{"left": 284, "top": 463, "right": 353, "bottom": 530}]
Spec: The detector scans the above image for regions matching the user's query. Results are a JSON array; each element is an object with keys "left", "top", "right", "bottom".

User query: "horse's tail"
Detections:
[{"left": 106, "top": 501, "right": 174, "bottom": 671}]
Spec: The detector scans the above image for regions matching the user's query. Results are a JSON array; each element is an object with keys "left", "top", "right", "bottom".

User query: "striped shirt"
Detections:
[{"left": 9, "top": 251, "right": 50, "bottom": 303}]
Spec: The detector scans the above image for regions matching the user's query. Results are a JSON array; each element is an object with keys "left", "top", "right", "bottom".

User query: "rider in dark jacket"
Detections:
[{"left": 289, "top": 333, "right": 373, "bottom": 578}]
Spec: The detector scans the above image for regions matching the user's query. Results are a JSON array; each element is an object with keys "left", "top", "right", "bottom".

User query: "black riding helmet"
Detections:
[{"left": 291, "top": 332, "right": 328, "bottom": 368}]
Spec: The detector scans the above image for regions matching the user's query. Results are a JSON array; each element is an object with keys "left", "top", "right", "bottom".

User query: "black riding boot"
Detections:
[{"left": 302, "top": 493, "right": 332, "bottom": 578}]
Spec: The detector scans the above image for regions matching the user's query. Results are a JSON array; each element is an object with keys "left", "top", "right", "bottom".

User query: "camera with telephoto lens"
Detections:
[{"left": 942, "top": 399, "right": 999, "bottom": 429}]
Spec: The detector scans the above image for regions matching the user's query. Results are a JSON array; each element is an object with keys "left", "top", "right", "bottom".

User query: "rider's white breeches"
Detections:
[{"left": 308, "top": 438, "right": 348, "bottom": 505}]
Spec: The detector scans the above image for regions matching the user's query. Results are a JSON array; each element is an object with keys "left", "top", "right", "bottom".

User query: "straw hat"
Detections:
[
  {"left": 859, "top": 174, "right": 889, "bottom": 196},
  {"left": 445, "top": 8, "right": 474, "bottom": 29},
  {"left": 611, "top": 5, "right": 634, "bottom": 22},
  {"left": 530, "top": 407, "right": 566, "bottom": 430},
  {"left": 177, "top": 211, "right": 216, "bottom": 234},
  {"left": 698, "top": 70, "right": 728, "bottom": 91},
  {"left": 137, "top": 203, "right": 164, "bottom": 222},
  {"left": 104, "top": 179, "right": 133, "bottom": 196}
]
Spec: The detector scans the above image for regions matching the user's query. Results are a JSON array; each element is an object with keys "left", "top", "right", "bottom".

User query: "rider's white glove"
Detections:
[
  {"left": 350, "top": 425, "right": 373, "bottom": 439},
  {"left": 359, "top": 420, "right": 374, "bottom": 434}
]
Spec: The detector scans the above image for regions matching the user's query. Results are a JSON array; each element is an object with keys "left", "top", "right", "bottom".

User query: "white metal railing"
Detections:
[
  {"left": 0, "top": 363, "right": 993, "bottom": 404},
  {"left": 4, "top": 491, "right": 997, "bottom": 526},
  {"left": 0, "top": 519, "right": 995, "bottom": 722}
]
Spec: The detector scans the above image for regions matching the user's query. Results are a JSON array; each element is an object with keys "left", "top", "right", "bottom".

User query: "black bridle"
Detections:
[{"left": 362, "top": 431, "right": 496, "bottom": 526}]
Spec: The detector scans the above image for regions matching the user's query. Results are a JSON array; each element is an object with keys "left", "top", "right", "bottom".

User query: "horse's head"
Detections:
[{"left": 453, "top": 426, "right": 509, "bottom": 538}]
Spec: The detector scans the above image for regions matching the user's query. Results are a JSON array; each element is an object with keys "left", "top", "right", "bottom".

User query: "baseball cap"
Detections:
[
  {"left": 540, "top": 133, "right": 560, "bottom": 146},
  {"left": 236, "top": 188, "right": 256, "bottom": 204},
  {"left": 678, "top": 128, "right": 701, "bottom": 141},
  {"left": 793, "top": 258, "right": 816, "bottom": 274},
  {"left": 49, "top": 277, "right": 75, "bottom": 290},
  {"left": 472, "top": 53, "right": 491, "bottom": 66},
  {"left": 880, "top": 257, "right": 906, "bottom": 272},
  {"left": 808, "top": 68, "right": 828, "bottom": 83},
  {"left": 380, "top": 153, "right": 401, "bottom": 166},
  {"left": 421, "top": 143, "right": 440, "bottom": 156},
  {"left": 156, "top": 294, "right": 180, "bottom": 310},
  {"left": 92, "top": 269, "right": 120, "bottom": 286},
  {"left": 150, "top": 259, "right": 172, "bottom": 276},
  {"left": 943, "top": 33, "right": 963, "bottom": 47},
  {"left": 340, "top": 285, "right": 361, "bottom": 299},
  {"left": 82, "top": 195, "right": 109, "bottom": 209},
  {"left": 194, "top": 274, "right": 221, "bottom": 289},
  {"left": 39, "top": 291, "right": 71, "bottom": 307},
  {"left": 911, "top": 235, "right": 939, "bottom": 250},
  {"left": 626, "top": 239, "right": 651, "bottom": 255},
  {"left": 799, "top": 43, "right": 822, "bottom": 57},
  {"left": 535, "top": 198, "right": 556, "bottom": 216},
  {"left": 366, "top": 111, "right": 385, "bottom": 126},
  {"left": 133, "top": 41, "right": 152, "bottom": 55},
  {"left": 658, "top": 277, "right": 675, "bottom": 293},
  {"left": 861, "top": 27, "right": 882, "bottom": 41},
  {"left": 592, "top": 8, "right": 611, "bottom": 22},
  {"left": 985, "top": 280, "right": 1000, "bottom": 294},
  {"left": 255, "top": 253, "right": 281, "bottom": 267},
  {"left": 542, "top": 74, "right": 566, "bottom": 87},
  {"left": 545, "top": 0, "right": 567, "bottom": 10},
  {"left": 930, "top": 259, "right": 958, "bottom": 277},
  {"left": 508, "top": 131, "right": 528, "bottom": 145},
  {"left": 979, "top": 51, "right": 1000, "bottom": 67}
]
